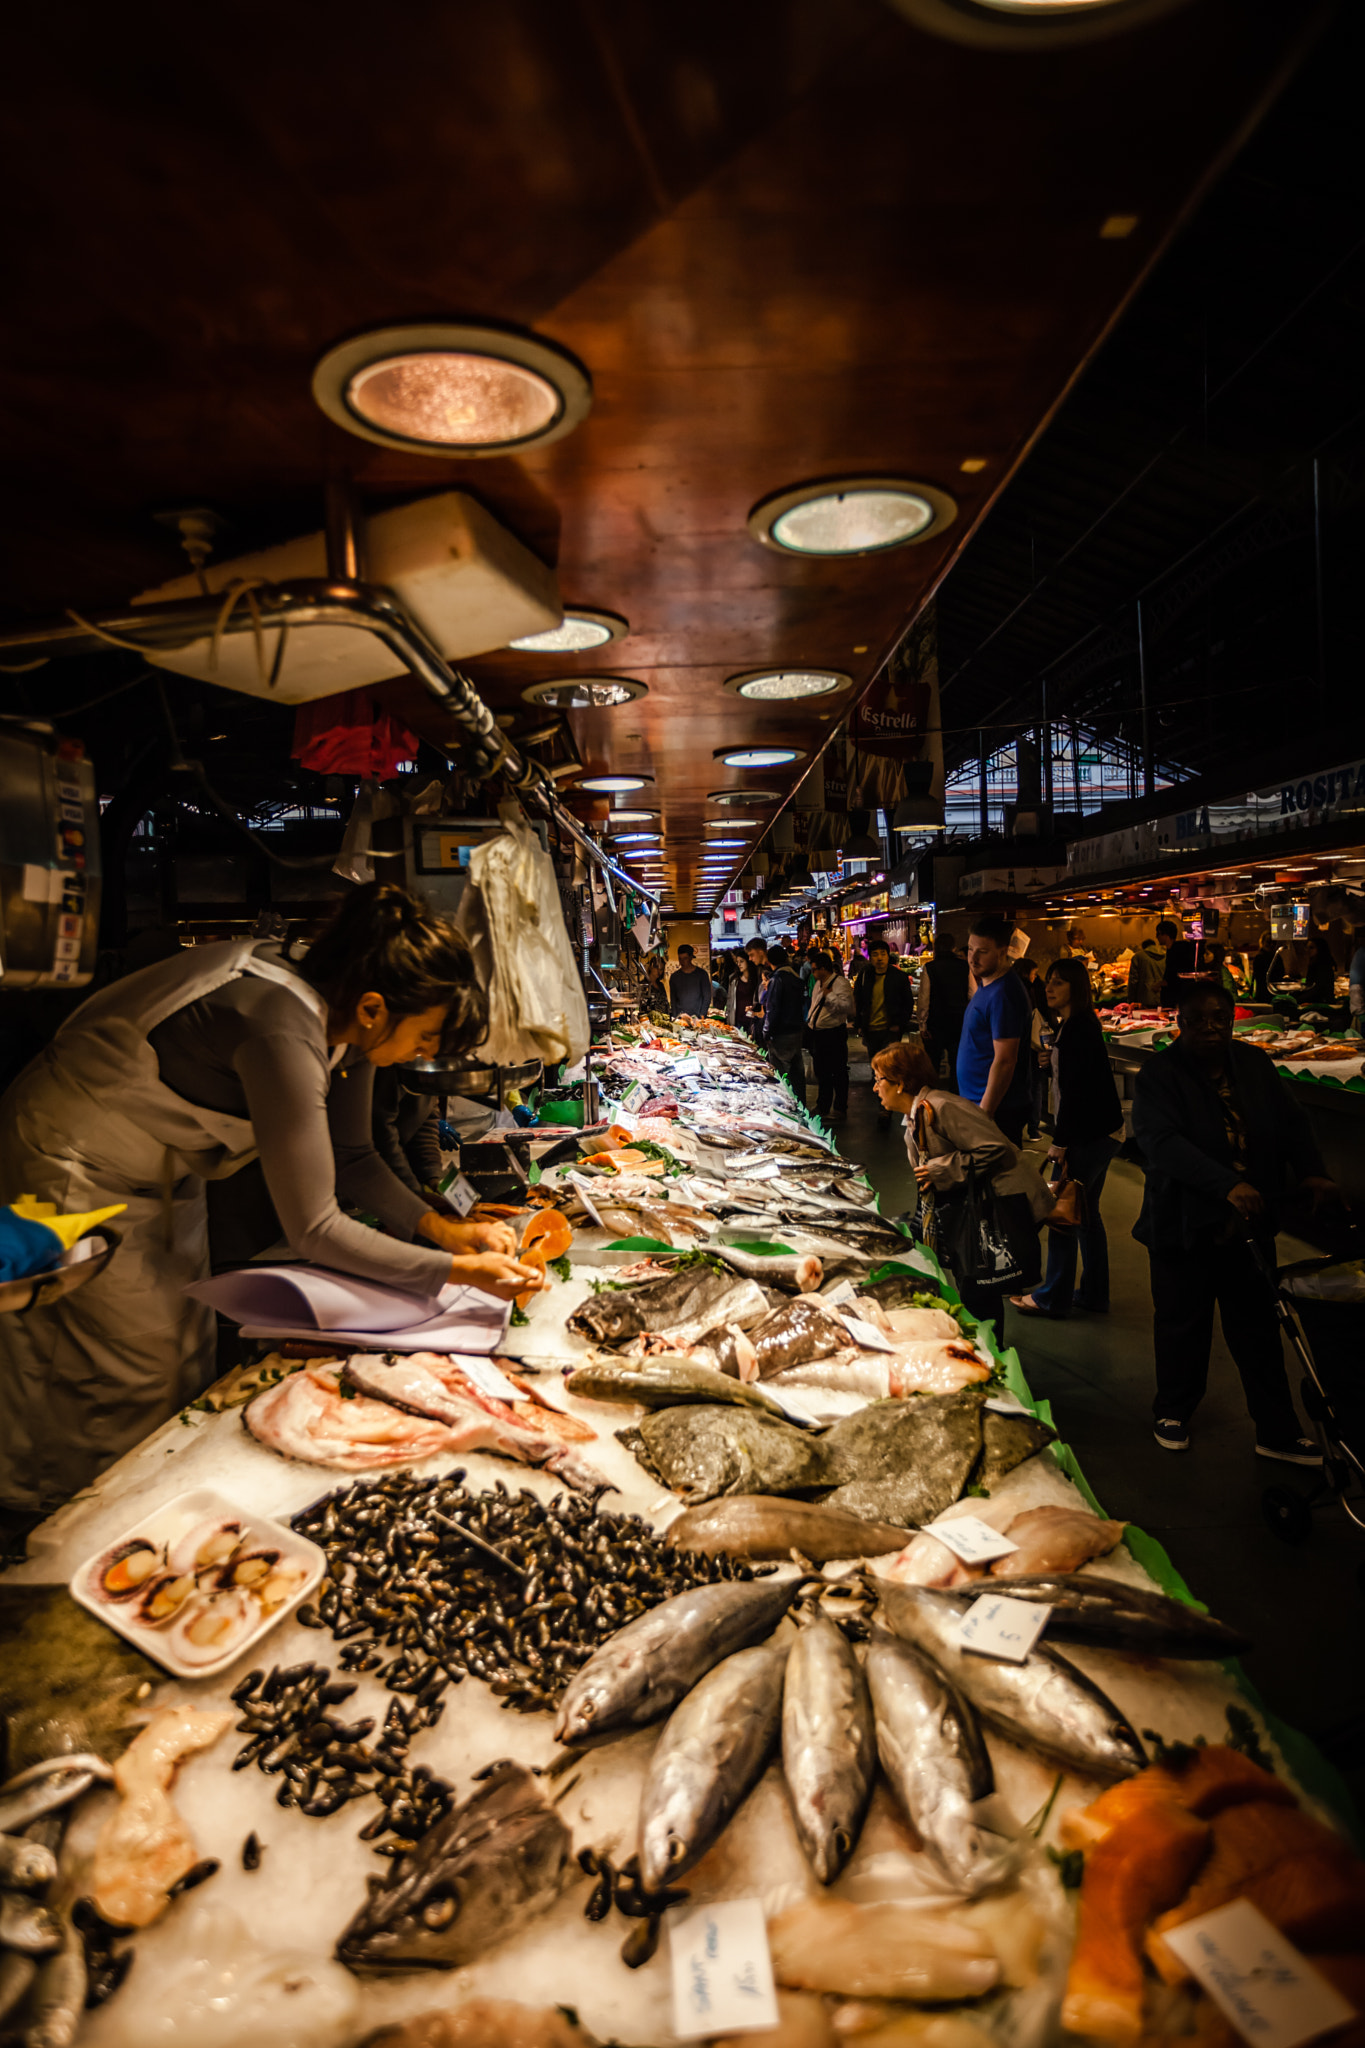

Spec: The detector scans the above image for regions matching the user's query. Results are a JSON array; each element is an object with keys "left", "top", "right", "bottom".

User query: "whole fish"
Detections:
[
  {"left": 670, "top": 1497, "right": 910, "bottom": 1563},
  {"left": 750, "top": 1298, "right": 851, "bottom": 1379},
  {"left": 817, "top": 1391, "right": 987, "bottom": 1526},
  {"left": 339, "top": 1355, "right": 609, "bottom": 1493},
  {"left": 565, "top": 1357, "right": 788, "bottom": 1419},
  {"left": 568, "top": 1267, "right": 738, "bottom": 1345},
  {"left": 928, "top": 1575, "right": 1253, "bottom": 1659},
  {"left": 643, "top": 1279, "right": 773, "bottom": 1350},
  {"left": 0, "top": 1834, "right": 58, "bottom": 1891},
  {"left": 0, "top": 1770, "right": 101, "bottom": 1837},
  {"left": 877, "top": 1581, "right": 1146, "bottom": 1781},
  {"left": 695, "top": 1246, "right": 823, "bottom": 1294},
  {"left": 979, "top": 1408, "right": 1056, "bottom": 1487},
  {"left": 555, "top": 1576, "right": 806, "bottom": 1745},
  {"left": 336, "top": 1761, "right": 572, "bottom": 1971},
  {"left": 625, "top": 1404, "right": 833, "bottom": 1503},
  {"left": 864, "top": 1629, "right": 1013, "bottom": 1897},
  {"left": 638, "top": 1640, "right": 789, "bottom": 1892},
  {"left": 687, "top": 1324, "right": 759, "bottom": 1381},
  {"left": 781, "top": 1608, "right": 876, "bottom": 1883}
]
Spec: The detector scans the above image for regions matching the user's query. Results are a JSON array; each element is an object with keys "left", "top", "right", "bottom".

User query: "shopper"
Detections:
[
  {"left": 957, "top": 914, "right": 1034, "bottom": 1145},
  {"left": 1127, "top": 920, "right": 1179, "bottom": 1007},
  {"left": 855, "top": 938, "right": 913, "bottom": 1127},
  {"left": 640, "top": 953, "right": 668, "bottom": 1014},
  {"left": 916, "top": 929, "right": 970, "bottom": 1091},
  {"left": 1009, "top": 957, "right": 1123, "bottom": 1320},
  {"left": 1013, "top": 956, "right": 1050, "bottom": 1140},
  {"left": 806, "top": 949, "right": 856, "bottom": 1122},
  {"left": 1350, "top": 935, "right": 1365, "bottom": 1026},
  {"left": 873, "top": 1040, "right": 1051, "bottom": 1331},
  {"left": 1250, "top": 931, "right": 1281, "bottom": 1004},
  {"left": 1303, "top": 929, "right": 1338, "bottom": 1009},
  {"left": 1132, "top": 981, "right": 1338, "bottom": 1462},
  {"left": 763, "top": 944, "right": 807, "bottom": 1090},
  {"left": 669, "top": 944, "right": 712, "bottom": 1019}
]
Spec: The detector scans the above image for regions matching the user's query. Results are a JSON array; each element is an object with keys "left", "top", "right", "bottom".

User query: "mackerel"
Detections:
[{"left": 639, "top": 1640, "right": 789, "bottom": 1891}]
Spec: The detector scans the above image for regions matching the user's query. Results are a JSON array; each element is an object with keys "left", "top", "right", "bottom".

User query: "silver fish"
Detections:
[
  {"left": 336, "top": 1760, "right": 572, "bottom": 1971},
  {"left": 0, "top": 1889, "right": 63, "bottom": 1955},
  {"left": 877, "top": 1581, "right": 1146, "bottom": 1781},
  {"left": 864, "top": 1629, "right": 1014, "bottom": 1897},
  {"left": 648, "top": 1279, "right": 773, "bottom": 1349},
  {"left": 565, "top": 1357, "right": 787, "bottom": 1419},
  {"left": 0, "top": 1773, "right": 99, "bottom": 1838},
  {"left": 946, "top": 1575, "right": 1252, "bottom": 1658},
  {"left": 16, "top": 1912, "right": 85, "bottom": 2048},
  {"left": 0, "top": 1835, "right": 57, "bottom": 1892},
  {"left": 555, "top": 1576, "right": 806, "bottom": 1745},
  {"left": 671, "top": 1496, "right": 910, "bottom": 1564},
  {"left": 781, "top": 1608, "right": 876, "bottom": 1883},
  {"left": 638, "top": 1640, "right": 789, "bottom": 1892}
]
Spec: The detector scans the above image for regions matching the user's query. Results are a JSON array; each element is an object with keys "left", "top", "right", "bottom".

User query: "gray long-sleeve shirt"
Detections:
[{"left": 149, "top": 970, "right": 451, "bottom": 1290}]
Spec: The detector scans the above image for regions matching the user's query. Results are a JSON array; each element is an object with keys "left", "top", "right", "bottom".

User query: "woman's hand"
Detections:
[
  {"left": 1046, "top": 1144, "right": 1067, "bottom": 1167},
  {"left": 450, "top": 1251, "right": 545, "bottom": 1301},
  {"left": 913, "top": 1164, "right": 935, "bottom": 1189},
  {"left": 420, "top": 1212, "right": 519, "bottom": 1258}
]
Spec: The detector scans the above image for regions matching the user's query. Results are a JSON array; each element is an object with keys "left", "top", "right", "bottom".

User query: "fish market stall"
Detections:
[{"left": 2, "top": 1016, "right": 1361, "bottom": 2048}]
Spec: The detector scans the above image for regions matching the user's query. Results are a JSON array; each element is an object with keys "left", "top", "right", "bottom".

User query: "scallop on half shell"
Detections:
[
  {"left": 92, "top": 1537, "right": 164, "bottom": 1602},
  {"left": 136, "top": 1571, "right": 198, "bottom": 1627},
  {"left": 167, "top": 1516, "right": 247, "bottom": 1578},
  {"left": 165, "top": 1588, "right": 258, "bottom": 1668}
]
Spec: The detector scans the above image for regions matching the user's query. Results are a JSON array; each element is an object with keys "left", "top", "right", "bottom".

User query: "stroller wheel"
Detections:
[{"left": 1262, "top": 1486, "right": 1312, "bottom": 1545}]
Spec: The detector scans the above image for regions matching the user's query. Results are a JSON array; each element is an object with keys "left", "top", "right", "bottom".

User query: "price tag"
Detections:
[
  {"left": 669, "top": 1898, "right": 778, "bottom": 2041},
  {"left": 672, "top": 1056, "right": 703, "bottom": 1078},
  {"left": 838, "top": 1312, "right": 896, "bottom": 1354},
  {"left": 568, "top": 1173, "right": 607, "bottom": 1229},
  {"left": 439, "top": 1172, "right": 478, "bottom": 1217},
  {"left": 923, "top": 1515, "right": 1018, "bottom": 1566},
  {"left": 610, "top": 1106, "right": 639, "bottom": 1137},
  {"left": 1160, "top": 1901, "right": 1356, "bottom": 2048},
  {"left": 954, "top": 1592, "right": 1051, "bottom": 1663},
  {"left": 451, "top": 1354, "right": 521, "bottom": 1403},
  {"left": 621, "top": 1080, "right": 650, "bottom": 1113},
  {"left": 821, "top": 1278, "right": 859, "bottom": 1307}
]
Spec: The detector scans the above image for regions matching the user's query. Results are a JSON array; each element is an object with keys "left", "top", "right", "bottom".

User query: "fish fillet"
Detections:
[
  {"left": 767, "top": 1898, "right": 1000, "bottom": 2002},
  {"left": 342, "top": 1353, "right": 608, "bottom": 1491},
  {"left": 990, "top": 1505, "right": 1125, "bottom": 1577},
  {"left": 1061, "top": 1798, "right": 1212, "bottom": 2046},
  {"left": 244, "top": 1362, "right": 461, "bottom": 1471},
  {"left": 92, "top": 1705, "right": 233, "bottom": 1927},
  {"left": 882, "top": 1307, "right": 963, "bottom": 1341},
  {"left": 776, "top": 1341, "right": 990, "bottom": 1402}
]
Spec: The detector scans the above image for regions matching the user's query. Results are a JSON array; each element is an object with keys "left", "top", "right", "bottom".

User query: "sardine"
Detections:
[
  {"left": 670, "top": 1497, "right": 910, "bottom": 1563},
  {"left": 750, "top": 1298, "right": 852, "bottom": 1379},
  {"left": 781, "top": 1608, "right": 876, "bottom": 1883},
  {"left": 565, "top": 1358, "right": 788, "bottom": 1418},
  {"left": 0, "top": 1772, "right": 100, "bottom": 1837},
  {"left": 625, "top": 1404, "right": 833, "bottom": 1504},
  {"left": 555, "top": 1576, "right": 806, "bottom": 1744},
  {"left": 817, "top": 1391, "right": 987, "bottom": 1526},
  {"left": 864, "top": 1629, "right": 1013, "bottom": 1897},
  {"left": 19, "top": 1911, "right": 85, "bottom": 2048},
  {"left": 638, "top": 1640, "right": 789, "bottom": 1891},
  {"left": 0, "top": 1889, "right": 62, "bottom": 1955},
  {"left": 337, "top": 1761, "right": 572, "bottom": 1971},
  {"left": 877, "top": 1581, "right": 1146, "bottom": 1781},
  {"left": 933, "top": 1575, "right": 1253, "bottom": 1658},
  {"left": 0, "top": 1834, "right": 57, "bottom": 1892}
]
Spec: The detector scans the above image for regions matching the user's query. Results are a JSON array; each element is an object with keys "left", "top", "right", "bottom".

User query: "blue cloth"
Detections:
[
  {"left": 956, "top": 970, "right": 1033, "bottom": 1113},
  {"left": 0, "top": 1209, "right": 63, "bottom": 1283}
]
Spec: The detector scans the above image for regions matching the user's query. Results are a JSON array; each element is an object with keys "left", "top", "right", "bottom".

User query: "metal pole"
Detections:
[
  {"left": 324, "top": 474, "right": 365, "bottom": 583},
  {"left": 1070, "top": 722, "right": 1082, "bottom": 819},
  {"left": 1040, "top": 678, "right": 1053, "bottom": 814},
  {"left": 978, "top": 728, "right": 989, "bottom": 841},
  {"left": 1313, "top": 455, "right": 1326, "bottom": 705},
  {"left": 1136, "top": 598, "right": 1154, "bottom": 799}
]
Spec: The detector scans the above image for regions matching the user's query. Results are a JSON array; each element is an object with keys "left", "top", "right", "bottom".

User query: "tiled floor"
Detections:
[{"left": 809, "top": 1045, "right": 1365, "bottom": 1821}]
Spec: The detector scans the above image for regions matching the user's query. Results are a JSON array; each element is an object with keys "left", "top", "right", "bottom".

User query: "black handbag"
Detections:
[{"left": 926, "top": 1163, "right": 1038, "bottom": 1291}]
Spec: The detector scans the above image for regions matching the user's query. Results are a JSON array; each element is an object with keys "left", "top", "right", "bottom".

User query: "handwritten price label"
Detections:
[
  {"left": 1161, "top": 1901, "right": 1355, "bottom": 2048},
  {"left": 925, "top": 1514, "right": 1019, "bottom": 1566},
  {"left": 669, "top": 1898, "right": 778, "bottom": 2040},
  {"left": 954, "top": 1592, "right": 1051, "bottom": 1663},
  {"left": 439, "top": 1171, "right": 478, "bottom": 1218},
  {"left": 620, "top": 1081, "right": 650, "bottom": 1113}
]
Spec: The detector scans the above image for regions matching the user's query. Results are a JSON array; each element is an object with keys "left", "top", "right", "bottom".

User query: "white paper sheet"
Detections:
[{"left": 189, "top": 1265, "right": 508, "bottom": 1352}]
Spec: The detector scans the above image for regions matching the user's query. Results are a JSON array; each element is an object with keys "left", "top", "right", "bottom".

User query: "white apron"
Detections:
[{"left": 0, "top": 942, "right": 330, "bottom": 1512}]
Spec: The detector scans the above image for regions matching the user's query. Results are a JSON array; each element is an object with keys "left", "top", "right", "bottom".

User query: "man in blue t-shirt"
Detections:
[{"left": 957, "top": 913, "right": 1033, "bottom": 1145}]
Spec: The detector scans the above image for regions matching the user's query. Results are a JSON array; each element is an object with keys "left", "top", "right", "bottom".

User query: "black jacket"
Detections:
[
  {"left": 1131, "top": 1040, "right": 1325, "bottom": 1252},
  {"left": 922, "top": 954, "right": 970, "bottom": 1039},
  {"left": 764, "top": 966, "right": 806, "bottom": 1039},
  {"left": 853, "top": 964, "right": 913, "bottom": 1034},
  {"left": 1051, "top": 1009, "right": 1122, "bottom": 1147}
]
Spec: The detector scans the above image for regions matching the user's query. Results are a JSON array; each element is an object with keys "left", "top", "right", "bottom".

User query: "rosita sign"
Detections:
[{"left": 1065, "top": 754, "right": 1365, "bottom": 878}]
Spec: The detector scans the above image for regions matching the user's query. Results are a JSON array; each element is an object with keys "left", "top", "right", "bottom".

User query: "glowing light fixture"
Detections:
[
  {"left": 705, "top": 817, "right": 762, "bottom": 829},
  {"left": 716, "top": 746, "right": 804, "bottom": 769},
  {"left": 611, "top": 832, "right": 661, "bottom": 845},
  {"left": 703, "top": 838, "right": 748, "bottom": 849},
  {"left": 313, "top": 323, "right": 592, "bottom": 456},
  {"left": 575, "top": 773, "right": 651, "bottom": 794},
  {"left": 510, "top": 609, "right": 627, "bottom": 653},
  {"left": 725, "top": 668, "right": 850, "bottom": 702},
  {"left": 748, "top": 476, "right": 956, "bottom": 557},
  {"left": 708, "top": 788, "right": 782, "bottom": 807},
  {"left": 522, "top": 674, "right": 645, "bottom": 710}
]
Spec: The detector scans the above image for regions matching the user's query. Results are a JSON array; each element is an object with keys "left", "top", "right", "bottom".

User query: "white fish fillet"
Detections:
[
  {"left": 882, "top": 1306, "right": 963, "bottom": 1341},
  {"left": 767, "top": 1897, "right": 1000, "bottom": 2002},
  {"left": 775, "top": 1341, "right": 990, "bottom": 1402},
  {"left": 91, "top": 1705, "right": 233, "bottom": 1927},
  {"left": 244, "top": 1362, "right": 460, "bottom": 1472},
  {"left": 990, "top": 1504, "right": 1125, "bottom": 1576},
  {"left": 343, "top": 1352, "right": 609, "bottom": 1491}
]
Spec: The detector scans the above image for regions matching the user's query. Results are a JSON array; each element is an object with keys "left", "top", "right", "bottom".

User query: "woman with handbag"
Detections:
[
  {"left": 872, "top": 1040, "right": 1052, "bottom": 1330},
  {"left": 807, "top": 950, "right": 856, "bottom": 1122},
  {"left": 1009, "top": 956, "right": 1123, "bottom": 1319}
]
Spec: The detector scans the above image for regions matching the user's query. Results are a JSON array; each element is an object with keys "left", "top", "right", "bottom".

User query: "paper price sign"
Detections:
[
  {"left": 439, "top": 1172, "right": 478, "bottom": 1217},
  {"left": 450, "top": 1353, "right": 520, "bottom": 1404},
  {"left": 924, "top": 1514, "right": 1018, "bottom": 1565},
  {"left": 567, "top": 1173, "right": 607, "bottom": 1229},
  {"left": 669, "top": 1898, "right": 778, "bottom": 2040},
  {"left": 954, "top": 1592, "right": 1051, "bottom": 1663},
  {"left": 838, "top": 1312, "right": 896, "bottom": 1354},
  {"left": 620, "top": 1081, "right": 650, "bottom": 1113},
  {"left": 672, "top": 1056, "right": 702, "bottom": 1078},
  {"left": 1161, "top": 1900, "right": 1356, "bottom": 2048}
]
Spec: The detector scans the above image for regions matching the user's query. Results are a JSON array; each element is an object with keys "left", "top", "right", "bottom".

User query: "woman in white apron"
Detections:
[{"left": 0, "top": 883, "right": 540, "bottom": 1514}]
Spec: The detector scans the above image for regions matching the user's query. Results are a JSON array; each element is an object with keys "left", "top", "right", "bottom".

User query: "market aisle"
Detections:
[{"left": 834, "top": 1050, "right": 1365, "bottom": 1821}]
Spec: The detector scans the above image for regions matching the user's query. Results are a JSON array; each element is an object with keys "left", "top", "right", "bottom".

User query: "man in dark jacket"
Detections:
[
  {"left": 917, "top": 929, "right": 970, "bottom": 1095},
  {"left": 669, "top": 945, "right": 712, "bottom": 1018},
  {"left": 1132, "top": 983, "right": 1338, "bottom": 1463},
  {"left": 762, "top": 944, "right": 807, "bottom": 1091},
  {"left": 854, "top": 938, "right": 913, "bottom": 1127}
]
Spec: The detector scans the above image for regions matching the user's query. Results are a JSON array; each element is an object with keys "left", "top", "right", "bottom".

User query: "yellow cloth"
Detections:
[
  {"left": 9, "top": 1193, "right": 127, "bottom": 1249},
  {"left": 869, "top": 974, "right": 888, "bottom": 1032}
]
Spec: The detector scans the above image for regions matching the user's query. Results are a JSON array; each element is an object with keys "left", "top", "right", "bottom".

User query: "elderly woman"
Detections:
[{"left": 872, "top": 1039, "right": 1052, "bottom": 1330}]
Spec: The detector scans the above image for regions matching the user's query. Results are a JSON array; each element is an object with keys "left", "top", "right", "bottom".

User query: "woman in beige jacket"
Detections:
[{"left": 872, "top": 1039, "right": 1053, "bottom": 1331}]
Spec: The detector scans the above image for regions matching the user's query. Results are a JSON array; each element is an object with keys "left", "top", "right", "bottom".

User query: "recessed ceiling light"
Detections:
[
  {"left": 708, "top": 788, "right": 782, "bottom": 807},
  {"left": 312, "top": 322, "right": 591, "bottom": 455},
  {"left": 510, "top": 609, "right": 628, "bottom": 653},
  {"left": 748, "top": 477, "right": 956, "bottom": 557},
  {"left": 522, "top": 674, "right": 646, "bottom": 710},
  {"left": 702, "top": 837, "right": 749, "bottom": 848},
  {"left": 610, "top": 832, "right": 661, "bottom": 844},
  {"left": 724, "top": 668, "right": 850, "bottom": 702},
  {"left": 575, "top": 773, "right": 651, "bottom": 793},
  {"left": 604, "top": 808, "right": 657, "bottom": 825},
  {"left": 960, "top": 457, "right": 988, "bottom": 473},
  {"left": 716, "top": 747, "right": 805, "bottom": 769}
]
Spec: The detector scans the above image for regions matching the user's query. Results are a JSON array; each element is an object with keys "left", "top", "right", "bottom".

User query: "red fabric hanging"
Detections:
[{"left": 291, "top": 691, "right": 420, "bottom": 779}]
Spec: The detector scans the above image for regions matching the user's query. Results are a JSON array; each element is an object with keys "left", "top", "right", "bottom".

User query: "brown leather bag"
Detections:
[{"left": 1047, "top": 1171, "right": 1086, "bottom": 1233}]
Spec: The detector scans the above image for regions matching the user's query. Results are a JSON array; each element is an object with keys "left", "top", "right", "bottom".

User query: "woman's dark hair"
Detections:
[
  {"left": 872, "top": 1041, "right": 937, "bottom": 1095},
  {"left": 1044, "top": 956, "right": 1095, "bottom": 1013},
  {"left": 297, "top": 883, "right": 487, "bottom": 1057},
  {"left": 1308, "top": 928, "right": 1332, "bottom": 959},
  {"left": 932, "top": 929, "right": 957, "bottom": 958}
]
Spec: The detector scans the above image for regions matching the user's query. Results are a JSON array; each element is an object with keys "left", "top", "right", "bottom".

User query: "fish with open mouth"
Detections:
[
  {"left": 782, "top": 1605, "right": 876, "bottom": 1883},
  {"left": 622, "top": 1404, "right": 833, "bottom": 1503},
  {"left": 669, "top": 1496, "right": 911, "bottom": 1562},
  {"left": 337, "top": 1760, "right": 572, "bottom": 1971},
  {"left": 340, "top": 1354, "right": 609, "bottom": 1492},
  {"left": 638, "top": 1639, "right": 790, "bottom": 1892}
]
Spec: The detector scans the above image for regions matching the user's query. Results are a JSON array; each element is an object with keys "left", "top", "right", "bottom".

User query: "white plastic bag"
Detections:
[{"left": 456, "top": 815, "right": 590, "bottom": 1068}]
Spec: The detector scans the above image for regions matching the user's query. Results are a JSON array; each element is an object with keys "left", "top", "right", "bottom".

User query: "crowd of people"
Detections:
[{"left": 650, "top": 911, "right": 1349, "bottom": 1473}]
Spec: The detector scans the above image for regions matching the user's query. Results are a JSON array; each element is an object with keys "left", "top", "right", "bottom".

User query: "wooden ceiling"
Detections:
[{"left": 0, "top": 0, "right": 1320, "bottom": 912}]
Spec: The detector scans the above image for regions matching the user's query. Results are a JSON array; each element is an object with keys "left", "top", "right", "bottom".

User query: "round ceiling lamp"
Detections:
[
  {"left": 702, "top": 837, "right": 749, "bottom": 849},
  {"left": 510, "top": 610, "right": 628, "bottom": 654},
  {"left": 708, "top": 788, "right": 782, "bottom": 807},
  {"left": 610, "top": 831, "right": 660, "bottom": 844},
  {"left": 724, "top": 668, "right": 851, "bottom": 702},
  {"left": 748, "top": 477, "right": 956, "bottom": 557},
  {"left": 522, "top": 674, "right": 645, "bottom": 710},
  {"left": 574, "top": 773, "right": 652, "bottom": 794},
  {"left": 604, "top": 808, "right": 656, "bottom": 824},
  {"left": 705, "top": 817, "right": 763, "bottom": 829},
  {"left": 715, "top": 746, "right": 805, "bottom": 769},
  {"left": 883, "top": 0, "right": 1190, "bottom": 48},
  {"left": 312, "top": 323, "right": 592, "bottom": 456}
]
